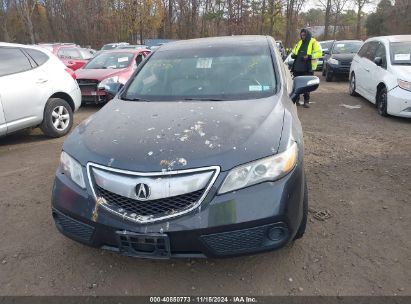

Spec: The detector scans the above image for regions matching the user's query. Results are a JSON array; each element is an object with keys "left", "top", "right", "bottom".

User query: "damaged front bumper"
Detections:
[{"left": 51, "top": 163, "right": 305, "bottom": 259}]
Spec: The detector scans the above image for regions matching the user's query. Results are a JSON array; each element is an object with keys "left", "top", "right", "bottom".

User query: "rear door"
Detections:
[{"left": 0, "top": 47, "right": 52, "bottom": 133}]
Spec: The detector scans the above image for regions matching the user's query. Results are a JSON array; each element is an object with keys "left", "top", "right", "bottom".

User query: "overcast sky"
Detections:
[{"left": 302, "top": 0, "right": 378, "bottom": 13}]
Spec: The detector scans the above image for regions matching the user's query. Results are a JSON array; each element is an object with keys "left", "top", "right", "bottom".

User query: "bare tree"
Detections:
[
  {"left": 14, "top": 0, "right": 38, "bottom": 44},
  {"left": 353, "top": 0, "right": 373, "bottom": 38},
  {"left": 0, "top": 0, "right": 11, "bottom": 41}
]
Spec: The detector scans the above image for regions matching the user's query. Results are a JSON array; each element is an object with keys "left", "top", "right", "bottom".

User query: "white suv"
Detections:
[
  {"left": 349, "top": 35, "right": 411, "bottom": 118},
  {"left": 0, "top": 43, "right": 81, "bottom": 137}
]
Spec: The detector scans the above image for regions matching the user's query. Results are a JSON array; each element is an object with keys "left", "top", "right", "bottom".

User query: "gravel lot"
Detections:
[{"left": 0, "top": 74, "right": 410, "bottom": 296}]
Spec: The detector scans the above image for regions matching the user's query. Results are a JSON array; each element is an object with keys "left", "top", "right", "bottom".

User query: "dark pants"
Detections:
[{"left": 293, "top": 71, "right": 314, "bottom": 103}]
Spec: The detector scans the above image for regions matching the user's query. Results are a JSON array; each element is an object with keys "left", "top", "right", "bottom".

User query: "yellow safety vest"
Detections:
[{"left": 292, "top": 38, "right": 322, "bottom": 71}]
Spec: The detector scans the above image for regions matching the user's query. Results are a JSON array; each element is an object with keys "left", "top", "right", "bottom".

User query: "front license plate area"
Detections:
[{"left": 116, "top": 231, "right": 171, "bottom": 259}]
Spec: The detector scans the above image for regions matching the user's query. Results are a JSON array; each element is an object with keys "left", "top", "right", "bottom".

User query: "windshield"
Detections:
[
  {"left": 79, "top": 49, "right": 94, "bottom": 60},
  {"left": 332, "top": 42, "right": 363, "bottom": 54},
  {"left": 101, "top": 44, "right": 116, "bottom": 51},
  {"left": 390, "top": 42, "right": 411, "bottom": 65},
  {"left": 320, "top": 41, "right": 333, "bottom": 51},
  {"left": 123, "top": 45, "right": 276, "bottom": 101},
  {"left": 83, "top": 52, "right": 133, "bottom": 69}
]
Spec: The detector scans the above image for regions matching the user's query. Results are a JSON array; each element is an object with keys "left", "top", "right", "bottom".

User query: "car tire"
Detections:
[
  {"left": 322, "top": 66, "right": 326, "bottom": 76},
  {"left": 325, "top": 69, "right": 333, "bottom": 82},
  {"left": 40, "top": 98, "right": 73, "bottom": 138},
  {"left": 349, "top": 73, "right": 359, "bottom": 96},
  {"left": 294, "top": 178, "right": 308, "bottom": 240},
  {"left": 377, "top": 86, "right": 388, "bottom": 117}
]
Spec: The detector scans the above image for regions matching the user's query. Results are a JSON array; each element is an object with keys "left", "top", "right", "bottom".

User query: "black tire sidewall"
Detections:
[
  {"left": 326, "top": 69, "right": 332, "bottom": 82},
  {"left": 40, "top": 98, "right": 73, "bottom": 138},
  {"left": 349, "top": 73, "right": 358, "bottom": 96},
  {"left": 377, "top": 87, "right": 388, "bottom": 116}
]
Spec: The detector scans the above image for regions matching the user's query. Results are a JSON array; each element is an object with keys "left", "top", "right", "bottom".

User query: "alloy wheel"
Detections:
[{"left": 51, "top": 106, "right": 70, "bottom": 131}]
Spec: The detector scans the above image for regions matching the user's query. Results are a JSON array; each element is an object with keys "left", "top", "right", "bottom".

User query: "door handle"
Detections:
[
  {"left": 36, "top": 78, "right": 48, "bottom": 84},
  {"left": 364, "top": 68, "right": 370, "bottom": 72}
]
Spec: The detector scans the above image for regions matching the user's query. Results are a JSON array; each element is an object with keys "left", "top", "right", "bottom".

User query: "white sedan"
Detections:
[
  {"left": 349, "top": 35, "right": 411, "bottom": 118},
  {"left": 0, "top": 43, "right": 81, "bottom": 137}
]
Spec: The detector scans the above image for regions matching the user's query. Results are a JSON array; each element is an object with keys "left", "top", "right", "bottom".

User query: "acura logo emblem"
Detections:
[{"left": 135, "top": 183, "right": 150, "bottom": 200}]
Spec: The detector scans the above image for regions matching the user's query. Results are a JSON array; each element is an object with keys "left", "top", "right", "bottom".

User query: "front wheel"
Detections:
[
  {"left": 349, "top": 73, "right": 359, "bottom": 96},
  {"left": 40, "top": 98, "right": 73, "bottom": 138},
  {"left": 377, "top": 87, "right": 388, "bottom": 117},
  {"left": 325, "top": 69, "right": 333, "bottom": 82}
]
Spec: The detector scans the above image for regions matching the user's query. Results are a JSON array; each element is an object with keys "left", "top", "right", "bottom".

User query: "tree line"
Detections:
[{"left": 0, "top": 0, "right": 409, "bottom": 49}]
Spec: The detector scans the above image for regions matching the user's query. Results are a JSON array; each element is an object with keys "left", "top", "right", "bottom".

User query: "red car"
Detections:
[
  {"left": 75, "top": 49, "right": 151, "bottom": 104},
  {"left": 39, "top": 43, "right": 93, "bottom": 71}
]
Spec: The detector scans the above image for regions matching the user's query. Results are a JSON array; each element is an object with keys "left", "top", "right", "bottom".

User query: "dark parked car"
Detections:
[
  {"left": 51, "top": 36, "right": 319, "bottom": 259},
  {"left": 317, "top": 40, "right": 334, "bottom": 71},
  {"left": 322, "top": 40, "right": 363, "bottom": 82}
]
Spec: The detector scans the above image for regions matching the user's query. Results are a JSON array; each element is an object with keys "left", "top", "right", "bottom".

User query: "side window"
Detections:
[
  {"left": 364, "top": 42, "right": 379, "bottom": 61},
  {"left": 375, "top": 43, "right": 387, "bottom": 68},
  {"left": 0, "top": 48, "right": 32, "bottom": 77},
  {"left": 136, "top": 54, "right": 144, "bottom": 66},
  {"left": 25, "top": 48, "right": 49, "bottom": 66},
  {"left": 357, "top": 43, "right": 369, "bottom": 58}
]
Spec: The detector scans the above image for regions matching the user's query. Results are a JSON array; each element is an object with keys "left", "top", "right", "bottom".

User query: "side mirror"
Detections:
[
  {"left": 104, "top": 82, "right": 123, "bottom": 98},
  {"left": 323, "top": 49, "right": 330, "bottom": 55},
  {"left": 374, "top": 57, "right": 383, "bottom": 66},
  {"left": 290, "top": 76, "right": 320, "bottom": 102}
]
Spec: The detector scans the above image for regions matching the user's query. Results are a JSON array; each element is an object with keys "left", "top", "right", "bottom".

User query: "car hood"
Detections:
[
  {"left": 331, "top": 53, "right": 355, "bottom": 61},
  {"left": 75, "top": 68, "right": 125, "bottom": 81},
  {"left": 64, "top": 96, "right": 285, "bottom": 172},
  {"left": 391, "top": 65, "right": 411, "bottom": 82}
]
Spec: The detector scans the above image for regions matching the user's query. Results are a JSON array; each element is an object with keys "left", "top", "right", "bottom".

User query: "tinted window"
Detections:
[
  {"left": 124, "top": 45, "right": 276, "bottom": 101},
  {"left": 390, "top": 42, "right": 411, "bottom": 65},
  {"left": 25, "top": 48, "right": 49, "bottom": 66},
  {"left": 0, "top": 48, "right": 32, "bottom": 77},
  {"left": 375, "top": 43, "right": 387, "bottom": 67},
  {"left": 357, "top": 43, "right": 369, "bottom": 57},
  {"left": 84, "top": 52, "right": 134, "bottom": 69},
  {"left": 363, "top": 42, "right": 379, "bottom": 60}
]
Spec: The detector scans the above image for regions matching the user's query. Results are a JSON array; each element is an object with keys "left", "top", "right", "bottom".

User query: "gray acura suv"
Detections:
[{"left": 51, "top": 36, "right": 319, "bottom": 258}]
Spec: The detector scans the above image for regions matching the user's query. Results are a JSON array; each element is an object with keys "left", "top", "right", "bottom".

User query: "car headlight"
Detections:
[
  {"left": 398, "top": 79, "right": 411, "bottom": 92},
  {"left": 60, "top": 151, "right": 86, "bottom": 188},
  {"left": 328, "top": 58, "right": 339, "bottom": 65},
  {"left": 98, "top": 76, "right": 120, "bottom": 90},
  {"left": 218, "top": 142, "right": 298, "bottom": 194}
]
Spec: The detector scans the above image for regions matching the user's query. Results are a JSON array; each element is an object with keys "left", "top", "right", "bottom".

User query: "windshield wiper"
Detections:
[
  {"left": 183, "top": 98, "right": 227, "bottom": 101},
  {"left": 121, "top": 96, "right": 152, "bottom": 102}
]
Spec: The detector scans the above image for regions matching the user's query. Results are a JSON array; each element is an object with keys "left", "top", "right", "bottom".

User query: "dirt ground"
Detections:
[{"left": 0, "top": 74, "right": 410, "bottom": 296}]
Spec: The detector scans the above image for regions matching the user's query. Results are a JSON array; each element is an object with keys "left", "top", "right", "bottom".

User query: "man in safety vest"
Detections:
[{"left": 291, "top": 28, "right": 322, "bottom": 108}]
